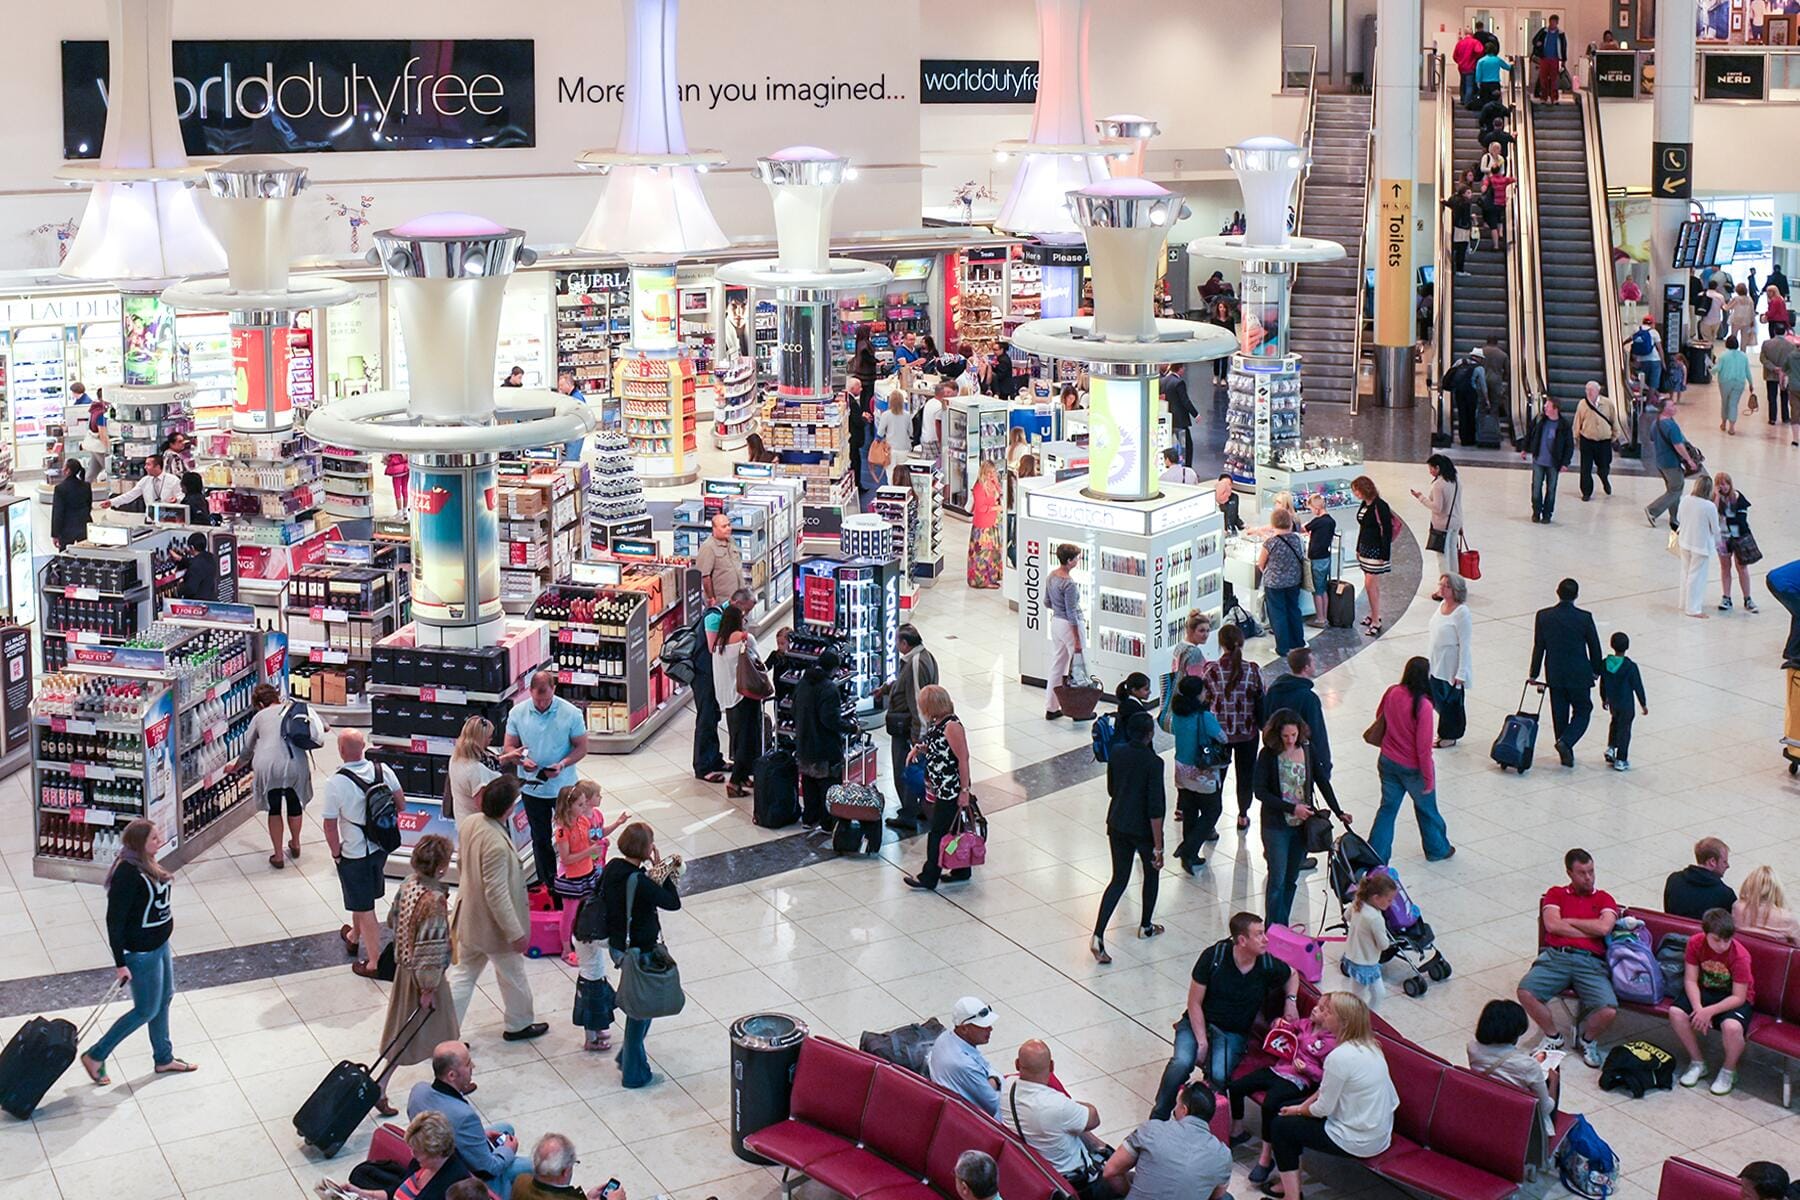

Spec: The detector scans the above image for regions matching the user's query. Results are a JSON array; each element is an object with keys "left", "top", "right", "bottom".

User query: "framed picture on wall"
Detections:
[
  {"left": 1770, "top": 13, "right": 1794, "bottom": 42},
  {"left": 1639, "top": 0, "right": 1657, "bottom": 40}
]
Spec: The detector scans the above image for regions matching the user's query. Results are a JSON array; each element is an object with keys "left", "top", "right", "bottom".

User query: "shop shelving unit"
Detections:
[
  {"left": 497, "top": 465, "right": 584, "bottom": 614},
  {"left": 109, "top": 385, "right": 192, "bottom": 492},
  {"left": 177, "top": 314, "right": 235, "bottom": 429},
  {"left": 12, "top": 327, "right": 69, "bottom": 476},
  {"left": 585, "top": 431, "right": 653, "bottom": 556},
  {"left": 319, "top": 445, "right": 376, "bottom": 523},
  {"left": 677, "top": 472, "right": 802, "bottom": 630},
  {"left": 282, "top": 541, "right": 409, "bottom": 725},
  {"left": 526, "top": 560, "right": 701, "bottom": 753},
  {"left": 616, "top": 354, "right": 698, "bottom": 484},
  {"left": 793, "top": 555, "right": 902, "bottom": 717},
  {"left": 556, "top": 269, "right": 627, "bottom": 430},
  {"left": 37, "top": 531, "right": 190, "bottom": 672},
  {"left": 710, "top": 356, "right": 757, "bottom": 450},
  {"left": 870, "top": 484, "right": 919, "bottom": 614}
]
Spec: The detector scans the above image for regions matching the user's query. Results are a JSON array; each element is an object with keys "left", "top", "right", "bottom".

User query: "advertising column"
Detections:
[
  {"left": 1372, "top": 0, "right": 1421, "bottom": 408},
  {"left": 1651, "top": 0, "right": 1697, "bottom": 360}
]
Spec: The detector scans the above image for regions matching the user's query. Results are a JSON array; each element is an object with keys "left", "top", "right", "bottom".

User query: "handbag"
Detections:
[
  {"left": 615, "top": 872, "right": 685, "bottom": 1019},
  {"left": 1666, "top": 529, "right": 1681, "bottom": 558},
  {"left": 827, "top": 782, "right": 884, "bottom": 823},
  {"left": 1303, "top": 811, "right": 1334, "bottom": 853},
  {"left": 1728, "top": 531, "right": 1764, "bottom": 565},
  {"left": 1424, "top": 480, "right": 1458, "bottom": 554},
  {"left": 1457, "top": 530, "right": 1482, "bottom": 580},
  {"left": 736, "top": 644, "right": 774, "bottom": 700},
  {"left": 1362, "top": 709, "right": 1388, "bottom": 748},
  {"left": 939, "top": 798, "right": 988, "bottom": 870},
  {"left": 869, "top": 435, "right": 891, "bottom": 467}
]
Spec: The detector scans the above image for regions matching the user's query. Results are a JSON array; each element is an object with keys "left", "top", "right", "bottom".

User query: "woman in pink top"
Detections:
[
  {"left": 966, "top": 459, "right": 1004, "bottom": 588},
  {"left": 1369, "top": 657, "right": 1456, "bottom": 862}
]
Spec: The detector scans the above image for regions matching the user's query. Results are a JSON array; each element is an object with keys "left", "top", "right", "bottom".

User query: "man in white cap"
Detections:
[{"left": 929, "top": 996, "right": 1000, "bottom": 1117}]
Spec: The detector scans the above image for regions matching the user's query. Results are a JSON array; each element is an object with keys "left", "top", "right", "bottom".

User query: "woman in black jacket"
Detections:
[
  {"left": 51, "top": 458, "right": 93, "bottom": 550},
  {"left": 1352, "top": 475, "right": 1395, "bottom": 636},
  {"left": 80, "top": 819, "right": 197, "bottom": 1084},
  {"left": 179, "top": 471, "right": 213, "bottom": 526},
  {"left": 792, "top": 649, "right": 849, "bottom": 830},
  {"left": 849, "top": 326, "right": 880, "bottom": 398},
  {"left": 990, "top": 344, "right": 1018, "bottom": 400},
  {"left": 1253, "top": 710, "right": 1343, "bottom": 927},
  {"left": 599, "top": 821, "right": 680, "bottom": 1089}
]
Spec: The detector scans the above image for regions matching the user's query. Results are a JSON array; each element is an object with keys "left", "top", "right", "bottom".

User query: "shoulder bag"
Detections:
[
  {"left": 868, "top": 434, "right": 891, "bottom": 468},
  {"left": 615, "top": 871, "right": 686, "bottom": 1019},
  {"left": 1425, "top": 482, "right": 1458, "bottom": 553},
  {"left": 938, "top": 797, "right": 988, "bottom": 870},
  {"left": 736, "top": 641, "right": 774, "bottom": 700},
  {"left": 1362, "top": 699, "right": 1389, "bottom": 748}
]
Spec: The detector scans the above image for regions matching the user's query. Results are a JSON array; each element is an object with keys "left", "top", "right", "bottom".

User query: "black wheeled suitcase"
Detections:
[
  {"left": 1326, "top": 582, "right": 1357, "bottom": 628},
  {"left": 294, "top": 1006, "right": 426, "bottom": 1157},
  {"left": 1491, "top": 681, "right": 1547, "bottom": 773},
  {"left": 0, "top": 979, "right": 124, "bottom": 1119},
  {"left": 752, "top": 749, "right": 800, "bottom": 828}
]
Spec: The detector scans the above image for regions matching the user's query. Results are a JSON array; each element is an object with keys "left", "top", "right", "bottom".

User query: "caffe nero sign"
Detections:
[
  {"left": 1701, "top": 54, "right": 1766, "bottom": 101},
  {"left": 1592, "top": 51, "right": 1639, "bottom": 97},
  {"left": 61, "top": 39, "right": 536, "bottom": 157}
]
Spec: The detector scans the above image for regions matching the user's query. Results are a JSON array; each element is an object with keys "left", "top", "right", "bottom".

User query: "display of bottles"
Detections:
[
  {"left": 171, "top": 631, "right": 252, "bottom": 706},
  {"left": 183, "top": 764, "right": 251, "bottom": 840},
  {"left": 40, "top": 770, "right": 145, "bottom": 815},
  {"left": 44, "top": 555, "right": 141, "bottom": 592},
  {"left": 38, "top": 729, "right": 144, "bottom": 769},
  {"left": 552, "top": 642, "right": 629, "bottom": 682},
  {"left": 38, "top": 812, "right": 120, "bottom": 863},
  {"left": 178, "top": 711, "right": 250, "bottom": 783},
  {"left": 530, "top": 587, "right": 640, "bottom": 636},
  {"left": 35, "top": 674, "right": 153, "bottom": 720},
  {"left": 177, "top": 679, "right": 253, "bottom": 747},
  {"left": 45, "top": 595, "right": 140, "bottom": 640},
  {"left": 121, "top": 622, "right": 188, "bottom": 650}
]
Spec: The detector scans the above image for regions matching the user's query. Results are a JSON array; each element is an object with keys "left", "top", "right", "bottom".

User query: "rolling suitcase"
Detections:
[
  {"left": 294, "top": 1006, "right": 427, "bottom": 1157},
  {"left": 752, "top": 748, "right": 800, "bottom": 828},
  {"left": 1491, "top": 680, "right": 1547, "bottom": 773},
  {"left": 0, "top": 979, "right": 124, "bottom": 1119},
  {"left": 1326, "top": 581, "right": 1357, "bottom": 628}
]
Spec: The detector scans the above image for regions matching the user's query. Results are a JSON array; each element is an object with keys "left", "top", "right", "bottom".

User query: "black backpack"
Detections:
[
  {"left": 338, "top": 765, "right": 403, "bottom": 854},
  {"left": 282, "top": 701, "right": 324, "bottom": 759}
]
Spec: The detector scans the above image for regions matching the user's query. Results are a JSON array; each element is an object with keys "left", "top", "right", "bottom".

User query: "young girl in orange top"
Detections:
[{"left": 551, "top": 781, "right": 630, "bottom": 965}]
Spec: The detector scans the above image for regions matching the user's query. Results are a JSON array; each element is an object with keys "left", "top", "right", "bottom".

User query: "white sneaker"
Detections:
[
  {"left": 1711, "top": 1068, "right": 1737, "bottom": 1095},
  {"left": 1580, "top": 1037, "right": 1605, "bottom": 1068},
  {"left": 1679, "top": 1061, "right": 1707, "bottom": 1087},
  {"left": 1537, "top": 1033, "right": 1567, "bottom": 1056}
]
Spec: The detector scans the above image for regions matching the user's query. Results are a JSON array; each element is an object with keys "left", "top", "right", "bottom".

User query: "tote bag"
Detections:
[{"left": 615, "top": 872, "right": 685, "bottom": 1019}]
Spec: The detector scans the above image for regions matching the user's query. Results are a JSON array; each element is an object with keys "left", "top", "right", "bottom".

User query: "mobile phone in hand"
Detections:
[{"left": 601, "top": 1180, "right": 621, "bottom": 1198}]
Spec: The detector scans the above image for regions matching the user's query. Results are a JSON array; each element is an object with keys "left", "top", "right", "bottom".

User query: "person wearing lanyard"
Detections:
[{"left": 504, "top": 672, "right": 590, "bottom": 889}]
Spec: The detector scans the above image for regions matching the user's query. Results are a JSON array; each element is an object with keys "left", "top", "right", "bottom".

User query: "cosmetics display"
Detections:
[
  {"left": 616, "top": 354, "right": 699, "bottom": 483},
  {"left": 870, "top": 484, "right": 920, "bottom": 614},
  {"left": 556, "top": 269, "right": 628, "bottom": 430},
  {"left": 942, "top": 396, "right": 1010, "bottom": 516},
  {"left": 794, "top": 555, "right": 901, "bottom": 716},
  {"left": 319, "top": 444, "right": 375, "bottom": 522},
  {"left": 585, "top": 432, "right": 652, "bottom": 555},
  {"left": 108, "top": 384, "right": 193, "bottom": 489},
  {"left": 674, "top": 473, "right": 801, "bottom": 628},
  {"left": 197, "top": 427, "right": 323, "bottom": 552},
  {"left": 904, "top": 463, "right": 946, "bottom": 582},
  {"left": 772, "top": 626, "right": 859, "bottom": 746},
  {"left": 1223, "top": 354, "right": 1304, "bottom": 487},
  {"left": 711, "top": 356, "right": 758, "bottom": 450}
]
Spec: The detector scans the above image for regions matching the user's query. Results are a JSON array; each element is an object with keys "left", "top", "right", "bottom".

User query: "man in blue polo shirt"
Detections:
[
  {"left": 504, "top": 670, "right": 589, "bottom": 887},
  {"left": 929, "top": 997, "right": 1001, "bottom": 1117}
]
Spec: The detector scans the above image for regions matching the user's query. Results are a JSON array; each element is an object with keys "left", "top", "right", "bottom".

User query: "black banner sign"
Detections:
[
  {"left": 61, "top": 39, "right": 536, "bottom": 158},
  {"left": 1592, "top": 51, "right": 1639, "bottom": 97},
  {"left": 1701, "top": 53, "right": 1766, "bottom": 100},
  {"left": 920, "top": 58, "right": 1039, "bottom": 104},
  {"left": 1020, "top": 242, "right": 1089, "bottom": 268}
]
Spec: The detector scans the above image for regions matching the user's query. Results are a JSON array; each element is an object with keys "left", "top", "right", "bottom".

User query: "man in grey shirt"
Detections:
[
  {"left": 885, "top": 624, "right": 940, "bottom": 830},
  {"left": 1102, "top": 1082, "right": 1232, "bottom": 1200},
  {"left": 696, "top": 513, "right": 745, "bottom": 608}
]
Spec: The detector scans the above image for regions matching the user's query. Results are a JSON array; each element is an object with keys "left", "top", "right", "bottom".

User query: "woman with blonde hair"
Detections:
[
  {"left": 372, "top": 833, "right": 458, "bottom": 1116},
  {"left": 903, "top": 684, "right": 974, "bottom": 891},
  {"left": 1715, "top": 471, "right": 1759, "bottom": 613},
  {"left": 447, "top": 715, "right": 520, "bottom": 819},
  {"left": 1734, "top": 866, "right": 1800, "bottom": 945},
  {"left": 1675, "top": 474, "right": 1722, "bottom": 618},
  {"left": 336, "top": 1110, "right": 474, "bottom": 1200},
  {"left": 1267, "top": 992, "right": 1397, "bottom": 1199},
  {"left": 967, "top": 458, "right": 1005, "bottom": 588}
]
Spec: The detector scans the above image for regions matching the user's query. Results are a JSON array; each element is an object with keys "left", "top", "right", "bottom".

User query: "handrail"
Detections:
[
  {"left": 1291, "top": 44, "right": 1321, "bottom": 239},
  {"left": 1348, "top": 53, "right": 1376, "bottom": 416},
  {"left": 1512, "top": 57, "right": 1547, "bottom": 437},
  {"left": 1579, "top": 82, "right": 1631, "bottom": 428},
  {"left": 1430, "top": 50, "right": 1454, "bottom": 440}
]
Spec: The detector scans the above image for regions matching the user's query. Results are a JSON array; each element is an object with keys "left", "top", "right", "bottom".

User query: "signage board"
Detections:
[
  {"left": 1593, "top": 51, "right": 1639, "bottom": 97},
  {"left": 1653, "top": 142, "right": 1693, "bottom": 200},
  {"left": 919, "top": 59, "right": 1039, "bottom": 104},
  {"left": 1374, "top": 179, "right": 1414, "bottom": 346},
  {"left": 1701, "top": 53, "right": 1766, "bottom": 101},
  {"left": 62, "top": 39, "right": 536, "bottom": 158}
]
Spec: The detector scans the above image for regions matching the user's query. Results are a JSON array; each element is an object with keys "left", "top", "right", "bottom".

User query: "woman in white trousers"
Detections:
[
  {"left": 1043, "top": 543, "right": 1086, "bottom": 718},
  {"left": 1676, "top": 475, "right": 1722, "bottom": 618}
]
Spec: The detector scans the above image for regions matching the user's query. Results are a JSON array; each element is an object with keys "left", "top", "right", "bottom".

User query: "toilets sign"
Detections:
[{"left": 60, "top": 39, "right": 536, "bottom": 157}]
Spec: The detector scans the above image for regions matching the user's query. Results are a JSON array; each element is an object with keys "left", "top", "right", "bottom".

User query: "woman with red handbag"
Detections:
[{"left": 904, "top": 686, "right": 975, "bottom": 891}]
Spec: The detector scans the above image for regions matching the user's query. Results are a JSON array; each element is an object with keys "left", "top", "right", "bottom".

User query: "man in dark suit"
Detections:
[
  {"left": 1163, "top": 365, "right": 1196, "bottom": 467},
  {"left": 1529, "top": 577, "right": 1605, "bottom": 767}
]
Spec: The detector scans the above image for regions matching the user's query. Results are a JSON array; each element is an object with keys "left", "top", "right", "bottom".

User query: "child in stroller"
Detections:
[{"left": 1329, "top": 828, "right": 1453, "bottom": 997}]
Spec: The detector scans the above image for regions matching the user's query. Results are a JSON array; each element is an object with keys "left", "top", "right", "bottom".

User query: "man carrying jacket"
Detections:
[
  {"left": 1530, "top": 577, "right": 1606, "bottom": 767},
  {"left": 1532, "top": 15, "right": 1568, "bottom": 104}
]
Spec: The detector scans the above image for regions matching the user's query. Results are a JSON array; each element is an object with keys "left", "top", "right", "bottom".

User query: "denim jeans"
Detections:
[
  {"left": 1371, "top": 756, "right": 1454, "bottom": 861},
  {"left": 1266, "top": 585, "right": 1305, "bottom": 656},
  {"left": 1151, "top": 1014, "right": 1248, "bottom": 1119},
  {"left": 1262, "top": 822, "right": 1309, "bottom": 927},
  {"left": 86, "top": 942, "right": 175, "bottom": 1066},
  {"left": 1530, "top": 464, "right": 1561, "bottom": 519},
  {"left": 488, "top": 1123, "right": 536, "bottom": 1196},
  {"left": 609, "top": 950, "right": 655, "bottom": 1087}
]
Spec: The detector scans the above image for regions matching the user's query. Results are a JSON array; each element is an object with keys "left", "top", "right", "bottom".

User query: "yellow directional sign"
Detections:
[{"left": 1375, "top": 178, "right": 1414, "bottom": 347}]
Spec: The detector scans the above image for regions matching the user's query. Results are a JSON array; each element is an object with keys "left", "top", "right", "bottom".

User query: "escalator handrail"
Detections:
[
  {"left": 1348, "top": 57, "right": 1376, "bottom": 416},
  {"left": 1291, "top": 43, "right": 1321, "bottom": 243},
  {"left": 1512, "top": 58, "right": 1548, "bottom": 437},
  {"left": 1431, "top": 51, "right": 1455, "bottom": 438},
  {"left": 1579, "top": 83, "right": 1631, "bottom": 428}
]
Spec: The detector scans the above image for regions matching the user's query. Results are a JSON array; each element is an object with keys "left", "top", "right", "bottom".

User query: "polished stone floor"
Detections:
[{"left": 2, "top": 377, "right": 1798, "bottom": 1200}]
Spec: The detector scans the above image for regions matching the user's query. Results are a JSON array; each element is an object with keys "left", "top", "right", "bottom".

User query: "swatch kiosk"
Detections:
[{"left": 1014, "top": 180, "right": 1234, "bottom": 693}]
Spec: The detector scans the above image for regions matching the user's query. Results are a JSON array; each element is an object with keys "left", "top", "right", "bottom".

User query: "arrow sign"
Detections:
[{"left": 1652, "top": 142, "right": 1693, "bottom": 200}]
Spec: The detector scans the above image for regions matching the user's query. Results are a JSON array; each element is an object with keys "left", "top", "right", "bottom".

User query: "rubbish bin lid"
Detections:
[{"left": 731, "top": 1013, "right": 808, "bottom": 1049}]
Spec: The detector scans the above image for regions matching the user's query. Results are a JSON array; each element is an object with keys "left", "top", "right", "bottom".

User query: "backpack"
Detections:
[
  {"left": 1370, "top": 866, "right": 1421, "bottom": 931},
  {"left": 282, "top": 700, "right": 325, "bottom": 758},
  {"left": 1629, "top": 327, "right": 1656, "bottom": 360},
  {"left": 1555, "top": 1113, "right": 1619, "bottom": 1198},
  {"left": 337, "top": 765, "right": 403, "bottom": 854},
  {"left": 1598, "top": 1039, "right": 1675, "bottom": 1099},
  {"left": 1091, "top": 714, "right": 1115, "bottom": 762},
  {"left": 1606, "top": 921, "right": 1663, "bottom": 1006},
  {"left": 1655, "top": 932, "right": 1691, "bottom": 999}
]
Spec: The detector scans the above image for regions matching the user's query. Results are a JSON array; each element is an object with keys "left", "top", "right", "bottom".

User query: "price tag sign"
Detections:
[
  {"left": 67, "top": 719, "right": 96, "bottom": 736},
  {"left": 569, "top": 671, "right": 599, "bottom": 687},
  {"left": 559, "top": 628, "right": 600, "bottom": 646},
  {"left": 309, "top": 606, "right": 350, "bottom": 623},
  {"left": 70, "top": 762, "right": 88, "bottom": 779},
  {"left": 420, "top": 686, "right": 468, "bottom": 706},
  {"left": 71, "top": 630, "right": 102, "bottom": 646},
  {"left": 63, "top": 586, "right": 100, "bottom": 601},
  {"left": 309, "top": 648, "right": 349, "bottom": 665},
  {"left": 203, "top": 726, "right": 216, "bottom": 744},
  {"left": 49, "top": 717, "right": 66, "bottom": 733},
  {"left": 410, "top": 736, "right": 430, "bottom": 754}
]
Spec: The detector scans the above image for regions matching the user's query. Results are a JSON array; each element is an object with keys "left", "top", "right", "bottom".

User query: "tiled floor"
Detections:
[{"left": 4, "top": 381, "right": 1800, "bottom": 1200}]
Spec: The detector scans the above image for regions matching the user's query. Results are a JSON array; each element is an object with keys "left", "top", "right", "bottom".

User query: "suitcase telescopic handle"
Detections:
[
  {"left": 1519, "top": 679, "right": 1548, "bottom": 715},
  {"left": 75, "top": 977, "right": 130, "bottom": 1041}
]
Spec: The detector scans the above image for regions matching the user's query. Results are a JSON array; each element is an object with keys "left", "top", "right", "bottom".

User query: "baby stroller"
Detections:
[{"left": 1327, "top": 829, "right": 1452, "bottom": 998}]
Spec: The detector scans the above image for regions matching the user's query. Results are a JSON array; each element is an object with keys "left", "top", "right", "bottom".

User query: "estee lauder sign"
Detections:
[{"left": 61, "top": 38, "right": 536, "bottom": 157}]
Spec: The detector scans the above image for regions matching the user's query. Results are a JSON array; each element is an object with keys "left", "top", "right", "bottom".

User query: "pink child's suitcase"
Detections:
[{"left": 525, "top": 909, "right": 564, "bottom": 958}]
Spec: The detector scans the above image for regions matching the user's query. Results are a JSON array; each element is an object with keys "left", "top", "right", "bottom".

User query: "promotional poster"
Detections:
[{"left": 411, "top": 465, "right": 501, "bottom": 625}]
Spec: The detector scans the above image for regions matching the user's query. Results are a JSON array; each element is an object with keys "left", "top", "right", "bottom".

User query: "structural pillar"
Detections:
[
  {"left": 1371, "top": 0, "right": 1422, "bottom": 408},
  {"left": 1650, "top": 0, "right": 1697, "bottom": 363}
]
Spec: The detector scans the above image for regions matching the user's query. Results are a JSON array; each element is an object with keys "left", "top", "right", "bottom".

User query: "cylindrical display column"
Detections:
[
  {"left": 1651, "top": 0, "right": 1697, "bottom": 365},
  {"left": 1085, "top": 364, "right": 1158, "bottom": 501},
  {"left": 230, "top": 311, "right": 297, "bottom": 434},
  {"left": 777, "top": 295, "right": 834, "bottom": 399},
  {"left": 410, "top": 453, "right": 502, "bottom": 641}
]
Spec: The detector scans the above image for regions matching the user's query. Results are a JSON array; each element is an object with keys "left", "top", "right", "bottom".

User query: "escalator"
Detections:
[
  {"left": 1288, "top": 93, "right": 1373, "bottom": 406},
  {"left": 1445, "top": 99, "right": 1511, "bottom": 426},
  {"left": 1529, "top": 99, "right": 1615, "bottom": 415}
]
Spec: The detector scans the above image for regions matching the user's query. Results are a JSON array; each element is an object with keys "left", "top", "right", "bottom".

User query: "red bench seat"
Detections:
[{"left": 1656, "top": 1156, "right": 1741, "bottom": 1199}]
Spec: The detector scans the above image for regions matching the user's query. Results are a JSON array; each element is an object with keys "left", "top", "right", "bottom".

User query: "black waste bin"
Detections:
[
  {"left": 1685, "top": 341, "right": 1713, "bottom": 385},
  {"left": 730, "top": 1013, "right": 809, "bottom": 1163}
]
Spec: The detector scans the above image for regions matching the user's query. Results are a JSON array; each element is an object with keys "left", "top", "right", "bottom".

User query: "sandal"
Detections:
[
  {"left": 154, "top": 1059, "right": 199, "bottom": 1074},
  {"left": 289, "top": 839, "right": 302, "bottom": 859},
  {"left": 701, "top": 771, "right": 728, "bottom": 783},
  {"left": 1090, "top": 937, "right": 1112, "bottom": 965},
  {"left": 80, "top": 1053, "right": 109, "bottom": 1086},
  {"left": 339, "top": 925, "right": 359, "bottom": 957},
  {"left": 1364, "top": 623, "right": 1382, "bottom": 637},
  {"left": 269, "top": 854, "right": 285, "bottom": 869},
  {"left": 1138, "top": 924, "right": 1165, "bottom": 939}
]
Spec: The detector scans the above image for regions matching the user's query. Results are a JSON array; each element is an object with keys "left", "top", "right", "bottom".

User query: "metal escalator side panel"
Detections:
[{"left": 1578, "top": 87, "right": 1632, "bottom": 432}]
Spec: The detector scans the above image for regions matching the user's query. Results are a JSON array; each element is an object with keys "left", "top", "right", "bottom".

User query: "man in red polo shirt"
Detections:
[{"left": 1516, "top": 848, "right": 1619, "bottom": 1068}]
